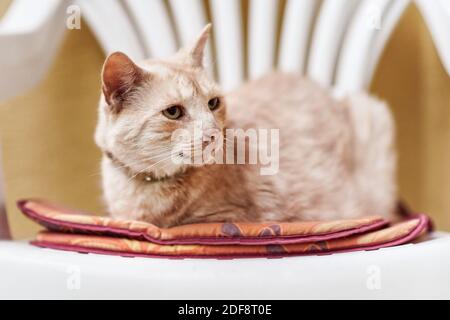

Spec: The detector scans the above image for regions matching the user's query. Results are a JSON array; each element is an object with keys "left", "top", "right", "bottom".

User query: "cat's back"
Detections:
[
  {"left": 224, "top": 72, "right": 344, "bottom": 131},
  {"left": 223, "top": 72, "right": 356, "bottom": 219},
  {"left": 222, "top": 71, "right": 396, "bottom": 221},
  {"left": 224, "top": 72, "right": 350, "bottom": 158}
]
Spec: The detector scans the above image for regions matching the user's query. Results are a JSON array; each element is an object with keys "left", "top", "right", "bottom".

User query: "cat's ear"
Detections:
[
  {"left": 101, "top": 52, "right": 145, "bottom": 113},
  {"left": 188, "top": 24, "right": 211, "bottom": 68}
]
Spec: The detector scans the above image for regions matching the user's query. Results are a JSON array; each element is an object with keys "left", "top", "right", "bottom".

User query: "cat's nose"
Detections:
[{"left": 202, "top": 129, "right": 220, "bottom": 147}]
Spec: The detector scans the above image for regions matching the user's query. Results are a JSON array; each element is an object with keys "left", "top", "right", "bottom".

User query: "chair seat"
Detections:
[{"left": 1, "top": 232, "right": 449, "bottom": 299}]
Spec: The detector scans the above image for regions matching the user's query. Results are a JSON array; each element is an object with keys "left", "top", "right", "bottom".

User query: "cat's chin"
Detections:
[{"left": 154, "top": 164, "right": 188, "bottom": 179}]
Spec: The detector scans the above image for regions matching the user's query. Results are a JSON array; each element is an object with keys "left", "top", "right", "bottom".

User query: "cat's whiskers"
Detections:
[
  {"left": 126, "top": 154, "right": 175, "bottom": 183},
  {"left": 88, "top": 148, "right": 175, "bottom": 178},
  {"left": 112, "top": 149, "right": 173, "bottom": 169}
]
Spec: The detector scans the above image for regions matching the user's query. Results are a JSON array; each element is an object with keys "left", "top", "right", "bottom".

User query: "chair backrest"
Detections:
[
  {"left": 2, "top": 0, "right": 449, "bottom": 94},
  {"left": 0, "top": 0, "right": 449, "bottom": 239},
  {"left": 77, "top": 0, "right": 450, "bottom": 91}
]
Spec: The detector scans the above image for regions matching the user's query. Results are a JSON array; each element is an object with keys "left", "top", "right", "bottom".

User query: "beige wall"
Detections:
[
  {"left": 371, "top": 5, "right": 450, "bottom": 230},
  {"left": 1, "top": 4, "right": 449, "bottom": 239},
  {"left": 0, "top": 1, "right": 10, "bottom": 16},
  {"left": 0, "top": 18, "right": 105, "bottom": 239}
]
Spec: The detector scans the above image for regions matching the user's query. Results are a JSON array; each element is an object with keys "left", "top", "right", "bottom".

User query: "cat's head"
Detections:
[{"left": 95, "top": 24, "right": 225, "bottom": 179}]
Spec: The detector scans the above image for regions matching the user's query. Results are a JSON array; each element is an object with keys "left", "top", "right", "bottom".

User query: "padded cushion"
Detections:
[{"left": 18, "top": 199, "right": 431, "bottom": 259}]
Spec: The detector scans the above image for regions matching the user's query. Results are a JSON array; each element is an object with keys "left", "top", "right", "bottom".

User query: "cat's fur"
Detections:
[{"left": 95, "top": 25, "right": 396, "bottom": 227}]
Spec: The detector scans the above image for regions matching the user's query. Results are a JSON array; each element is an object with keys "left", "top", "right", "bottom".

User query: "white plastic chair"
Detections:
[{"left": 1, "top": 0, "right": 450, "bottom": 299}]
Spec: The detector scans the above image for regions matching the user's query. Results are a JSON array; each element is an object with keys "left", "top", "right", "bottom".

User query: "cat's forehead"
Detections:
[{"left": 138, "top": 60, "right": 219, "bottom": 99}]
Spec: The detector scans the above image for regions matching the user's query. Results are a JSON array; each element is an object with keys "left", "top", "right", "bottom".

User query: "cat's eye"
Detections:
[
  {"left": 162, "top": 105, "right": 183, "bottom": 120},
  {"left": 208, "top": 97, "right": 221, "bottom": 111}
]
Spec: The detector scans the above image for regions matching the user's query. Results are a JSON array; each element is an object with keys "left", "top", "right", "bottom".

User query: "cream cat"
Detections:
[{"left": 95, "top": 25, "right": 396, "bottom": 227}]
